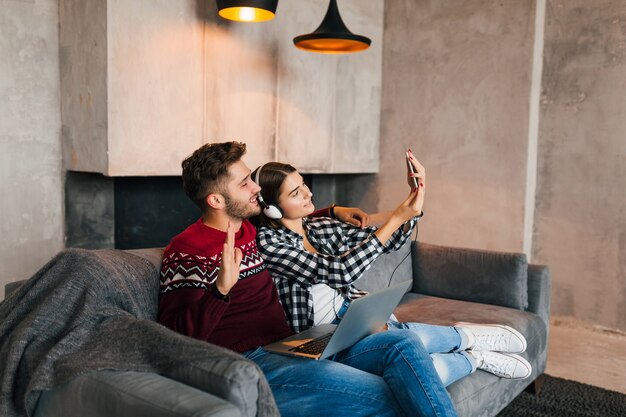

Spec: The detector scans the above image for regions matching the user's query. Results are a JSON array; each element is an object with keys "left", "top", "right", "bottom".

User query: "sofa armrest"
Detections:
[
  {"left": 526, "top": 264, "right": 551, "bottom": 327},
  {"left": 163, "top": 357, "right": 263, "bottom": 417},
  {"left": 411, "top": 241, "right": 528, "bottom": 310},
  {"left": 34, "top": 370, "right": 241, "bottom": 417}
]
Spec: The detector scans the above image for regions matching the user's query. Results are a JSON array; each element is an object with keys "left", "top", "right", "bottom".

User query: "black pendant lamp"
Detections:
[
  {"left": 217, "top": 0, "right": 278, "bottom": 22},
  {"left": 293, "top": 0, "right": 371, "bottom": 54}
]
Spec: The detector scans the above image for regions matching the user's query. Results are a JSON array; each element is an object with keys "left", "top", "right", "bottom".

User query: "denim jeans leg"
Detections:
[
  {"left": 386, "top": 321, "right": 465, "bottom": 353},
  {"left": 431, "top": 352, "right": 476, "bottom": 387},
  {"left": 333, "top": 331, "right": 459, "bottom": 417},
  {"left": 386, "top": 322, "right": 474, "bottom": 386},
  {"left": 245, "top": 347, "right": 406, "bottom": 417}
]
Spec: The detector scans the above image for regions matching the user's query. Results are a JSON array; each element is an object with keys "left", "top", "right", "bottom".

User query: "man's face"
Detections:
[{"left": 221, "top": 159, "right": 262, "bottom": 220}]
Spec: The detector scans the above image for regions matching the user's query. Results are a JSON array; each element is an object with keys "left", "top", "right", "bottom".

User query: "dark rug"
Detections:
[{"left": 496, "top": 375, "right": 626, "bottom": 417}]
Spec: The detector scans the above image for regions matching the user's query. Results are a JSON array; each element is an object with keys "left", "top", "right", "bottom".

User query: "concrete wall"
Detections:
[
  {"left": 0, "top": 0, "right": 64, "bottom": 299},
  {"left": 534, "top": 0, "right": 626, "bottom": 331},
  {"left": 2, "top": 0, "right": 623, "bottom": 332},
  {"left": 61, "top": 0, "right": 384, "bottom": 176},
  {"left": 377, "top": 0, "right": 537, "bottom": 253},
  {"left": 375, "top": 0, "right": 625, "bottom": 332}
]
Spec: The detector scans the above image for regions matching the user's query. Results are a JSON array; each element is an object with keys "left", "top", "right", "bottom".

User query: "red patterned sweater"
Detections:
[{"left": 158, "top": 219, "right": 294, "bottom": 353}]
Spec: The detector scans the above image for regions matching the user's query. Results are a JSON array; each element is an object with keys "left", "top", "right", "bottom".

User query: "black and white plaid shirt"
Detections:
[{"left": 257, "top": 216, "right": 417, "bottom": 332}]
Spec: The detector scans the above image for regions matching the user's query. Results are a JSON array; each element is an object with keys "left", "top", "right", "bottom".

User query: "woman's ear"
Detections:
[{"left": 206, "top": 193, "right": 225, "bottom": 210}]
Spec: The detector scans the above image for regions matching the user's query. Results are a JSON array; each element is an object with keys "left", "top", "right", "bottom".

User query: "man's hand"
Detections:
[
  {"left": 333, "top": 206, "right": 371, "bottom": 229},
  {"left": 215, "top": 221, "right": 243, "bottom": 296}
]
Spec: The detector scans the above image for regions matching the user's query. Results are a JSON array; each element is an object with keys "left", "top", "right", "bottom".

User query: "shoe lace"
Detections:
[
  {"left": 480, "top": 353, "right": 515, "bottom": 378},
  {"left": 474, "top": 332, "right": 507, "bottom": 351}
]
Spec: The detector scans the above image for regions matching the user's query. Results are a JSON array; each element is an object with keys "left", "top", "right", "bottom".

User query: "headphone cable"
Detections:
[
  {"left": 333, "top": 219, "right": 419, "bottom": 322},
  {"left": 386, "top": 220, "right": 419, "bottom": 288}
]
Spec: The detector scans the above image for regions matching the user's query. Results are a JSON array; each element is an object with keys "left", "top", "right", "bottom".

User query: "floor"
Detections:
[{"left": 545, "top": 315, "right": 626, "bottom": 394}]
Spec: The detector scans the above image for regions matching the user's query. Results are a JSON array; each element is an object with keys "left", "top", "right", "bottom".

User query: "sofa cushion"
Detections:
[
  {"left": 395, "top": 293, "right": 546, "bottom": 361},
  {"left": 411, "top": 242, "right": 528, "bottom": 310}
]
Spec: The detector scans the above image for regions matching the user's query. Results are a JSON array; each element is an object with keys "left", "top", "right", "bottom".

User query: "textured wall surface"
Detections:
[
  {"left": 61, "top": 0, "right": 383, "bottom": 176},
  {"left": 107, "top": 0, "right": 205, "bottom": 175},
  {"left": 0, "top": 0, "right": 63, "bottom": 299},
  {"left": 377, "top": 0, "right": 536, "bottom": 252},
  {"left": 59, "top": 0, "right": 108, "bottom": 173},
  {"left": 535, "top": 0, "right": 626, "bottom": 331},
  {"left": 3, "top": 0, "right": 624, "bottom": 333}
]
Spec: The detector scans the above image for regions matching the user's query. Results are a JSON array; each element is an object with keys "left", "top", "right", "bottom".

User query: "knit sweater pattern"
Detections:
[{"left": 158, "top": 219, "right": 294, "bottom": 353}]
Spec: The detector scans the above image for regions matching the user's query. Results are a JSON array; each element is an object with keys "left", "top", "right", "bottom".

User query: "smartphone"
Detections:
[{"left": 406, "top": 151, "right": 419, "bottom": 189}]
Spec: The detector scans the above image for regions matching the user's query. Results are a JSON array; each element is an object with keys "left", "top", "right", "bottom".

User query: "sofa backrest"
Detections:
[
  {"left": 125, "top": 248, "right": 165, "bottom": 272},
  {"left": 5, "top": 281, "right": 24, "bottom": 298},
  {"left": 411, "top": 241, "right": 529, "bottom": 310},
  {"left": 354, "top": 239, "right": 413, "bottom": 292}
]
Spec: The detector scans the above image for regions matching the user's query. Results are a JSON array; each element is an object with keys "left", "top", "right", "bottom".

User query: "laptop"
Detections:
[{"left": 264, "top": 280, "right": 412, "bottom": 360}]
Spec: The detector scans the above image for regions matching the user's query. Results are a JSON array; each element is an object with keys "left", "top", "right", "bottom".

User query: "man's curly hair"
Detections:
[{"left": 181, "top": 142, "right": 247, "bottom": 212}]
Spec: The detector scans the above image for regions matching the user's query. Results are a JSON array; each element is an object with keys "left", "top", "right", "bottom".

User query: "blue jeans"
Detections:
[
  {"left": 245, "top": 330, "right": 458, "bottom": 417},
  {"left": 336, "top": 300, "right": 475, "bottom": 387},
  {"left": 387, "top": 321, "right": 475, "bottom": 387}
]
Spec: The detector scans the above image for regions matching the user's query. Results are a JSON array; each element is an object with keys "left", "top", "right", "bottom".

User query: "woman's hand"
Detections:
[
  {"left": 392, "top": 185, "right": 425, "bottom": 224},
  {"left": 374, "top": 183, "right": 425, "bottom": 244},
  {"left": 333, "top": 206, "right": 371, "bottom": 228},
  {"left": 215, "top": 221, "right": 243, "bottom": 296},
  {"left": 372, "top": 153, "right": 426, "bottom": 244},
  {"left": 406, "top": 150, "right": 426, "bottom": 190}
]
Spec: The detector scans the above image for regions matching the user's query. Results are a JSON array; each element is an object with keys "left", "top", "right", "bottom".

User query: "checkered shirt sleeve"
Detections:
[{"left": 381, "top": 217, "right": 418, "bottom": 253}]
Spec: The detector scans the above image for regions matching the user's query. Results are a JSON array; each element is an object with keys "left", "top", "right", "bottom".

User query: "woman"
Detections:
[{"left": 252, "top": 151, "right": 532, "bottom": 386}]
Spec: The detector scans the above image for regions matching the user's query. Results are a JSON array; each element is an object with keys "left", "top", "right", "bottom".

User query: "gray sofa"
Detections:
[
  {"left": 356, "top": 240, "right": 550, "bottom": 417},
  {"left": 1, "top": 240, "right": 550, "bottom": 417}
]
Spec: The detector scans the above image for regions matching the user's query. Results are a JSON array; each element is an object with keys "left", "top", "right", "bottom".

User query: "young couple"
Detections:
[{"left": 158, "top": 141, "right": 531, "bottom": 417}]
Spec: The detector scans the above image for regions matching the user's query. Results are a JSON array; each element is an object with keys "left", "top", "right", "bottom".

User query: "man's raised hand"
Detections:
[{"left": 215, "top": 221, "right": 243, "bottom": 296}]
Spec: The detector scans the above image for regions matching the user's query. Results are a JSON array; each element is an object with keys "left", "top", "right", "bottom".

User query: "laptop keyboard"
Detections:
[{"left": 289, "top": 333, "right": 333, "bottom": 355}]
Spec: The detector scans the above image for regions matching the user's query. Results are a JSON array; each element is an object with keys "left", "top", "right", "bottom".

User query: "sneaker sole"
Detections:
[{"left": 454, "top": 322, "right": 527, "bottom": 353}]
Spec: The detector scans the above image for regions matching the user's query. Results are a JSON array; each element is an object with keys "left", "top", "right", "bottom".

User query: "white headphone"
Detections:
[{"left": 254, "top": 164, "right": 283, "bottom": 220}]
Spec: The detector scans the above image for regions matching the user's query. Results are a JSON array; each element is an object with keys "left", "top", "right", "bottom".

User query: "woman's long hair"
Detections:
[{"left": 250, "top": 162, "right": 297, "bottom": 229}]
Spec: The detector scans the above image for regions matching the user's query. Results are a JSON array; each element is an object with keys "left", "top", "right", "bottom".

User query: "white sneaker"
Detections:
[
  {"left": 470, "top": 350, "right": 532, "bottom": 380},
  {"left": 455, "top": 322, "right": 527, "bottom": 353}
]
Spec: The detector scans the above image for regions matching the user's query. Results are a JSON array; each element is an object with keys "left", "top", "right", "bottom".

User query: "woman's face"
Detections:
[{"left": 277, "top": 171, "right": 315, "bottom": 219}]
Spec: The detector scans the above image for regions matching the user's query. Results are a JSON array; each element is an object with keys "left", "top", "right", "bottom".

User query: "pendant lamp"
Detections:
[
  {"left": 293, "top": 0, "right": 371, "bottom": 54},
  {"left": 217, "top": 0, "right": 278, "bottom": 22}
]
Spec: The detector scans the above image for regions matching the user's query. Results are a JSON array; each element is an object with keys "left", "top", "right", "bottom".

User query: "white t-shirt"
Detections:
[{"left": 310, "top": 283, "right": 344, "bottom": 325}]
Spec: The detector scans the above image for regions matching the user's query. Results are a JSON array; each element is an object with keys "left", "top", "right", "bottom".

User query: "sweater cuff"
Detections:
[
  {"left": 210, "top": 282, "right": 231, "bottom": 303},
  {"left": 309, "top": 206, "right": 333, "bottom": 218}
]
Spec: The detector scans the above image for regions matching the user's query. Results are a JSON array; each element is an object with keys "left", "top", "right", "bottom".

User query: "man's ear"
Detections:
[{"left": 206, "top": 193, "right": 225, "bottom": 210}]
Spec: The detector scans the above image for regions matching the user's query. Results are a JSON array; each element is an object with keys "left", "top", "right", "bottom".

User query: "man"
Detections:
[{"left": 158, "top": 142, "right": 458, "bottom": 417}]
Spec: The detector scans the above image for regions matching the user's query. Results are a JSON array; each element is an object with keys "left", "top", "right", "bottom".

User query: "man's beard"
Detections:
[{"left": 223, "top": 192, "right": 261, "bottom": 220}]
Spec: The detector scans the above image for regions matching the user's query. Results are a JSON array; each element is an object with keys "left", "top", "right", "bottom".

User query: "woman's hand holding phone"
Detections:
[
  {"left": 400, "top": 149, "right": 425, "bottom": 221},
  {"left": 406, "top": 149, "right": 425, "bottom": 190},
  {"left": 373, "top": 151, "right": 426, "bottom": 244}
]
